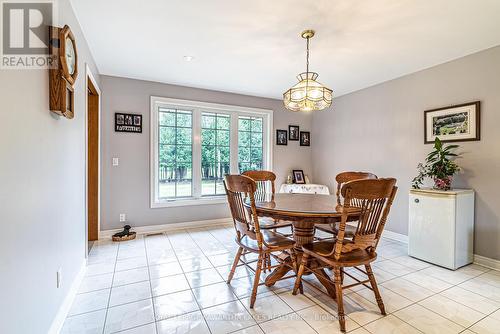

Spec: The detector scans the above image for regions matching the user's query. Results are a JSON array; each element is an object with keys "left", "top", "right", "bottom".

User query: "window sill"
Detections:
[{"left": 151, "top": 196, "right": 227, "bottom": 208}]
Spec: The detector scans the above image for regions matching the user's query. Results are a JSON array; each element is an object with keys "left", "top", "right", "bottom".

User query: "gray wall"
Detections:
[
  {"left": 100, "top": 76, "right": 312, "bottom": 230},
  {"left": 312, "top": 46, "right": 500, "bottom": 260},
  {"left": 0, "top": 1, "right": 100, "bottom": 332}
]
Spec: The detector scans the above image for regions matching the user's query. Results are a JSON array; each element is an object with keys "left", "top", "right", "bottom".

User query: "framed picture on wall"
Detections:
[
  {"left": 424, "top": 101, "right": 480, "bottom": 144},
  {"left": 293, "top": 170, "right": 305, "bottom": 184},
  {"left": 289, "top": 125, "right": 299, "bottom": 141},
  {"left": 115, "top": 112, "right": 143, "bottom": 133},
  {"left": 276, "top": 129, "right": 287, "bottom": 145},
  {"left": 300, "top": 131, "right": 310, "bottom": 146}
]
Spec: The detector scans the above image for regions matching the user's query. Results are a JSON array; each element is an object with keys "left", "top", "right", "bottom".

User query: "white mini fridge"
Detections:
[{"left": 408, "top": 188, "right": 474, "bottom": 270}]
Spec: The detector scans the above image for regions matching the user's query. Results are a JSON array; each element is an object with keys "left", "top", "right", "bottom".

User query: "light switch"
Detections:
[{"left": 112, "top": 157, "right": 119, "bottom": 166}]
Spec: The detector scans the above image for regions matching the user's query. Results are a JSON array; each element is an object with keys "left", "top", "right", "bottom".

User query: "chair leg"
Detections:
[
  {"left": 227, "top": 247, "right": 243, "bottom": 284},
  {"left": 292, "top": 252, "right": 308, "bottom": 295},
  {"left": 366, "top": 264, "right": 386, "bottom": 315},
  {"left": 250, "top": 253, "right": 264, "bottom": 308},
  {"left": 334, "top": 267, "right": 346, "bottom": 332},
  {"left": 290, "top": 249, "right": 303, "bottom": 294}
]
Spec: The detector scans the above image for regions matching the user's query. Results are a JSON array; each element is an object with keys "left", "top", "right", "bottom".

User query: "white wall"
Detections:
[
  {"left": 312, "top": 46, "right": 500, "bottom": 260},
  {"left": 100, "top": 75, "right": 313, "bottom": 230},
  {"left": 0, "top": 1, "right": 100, "bottom": 332}
]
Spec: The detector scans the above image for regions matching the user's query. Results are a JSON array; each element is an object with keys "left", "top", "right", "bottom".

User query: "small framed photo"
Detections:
[
  {"left": 276, "top": 129, "right": 287, "bottom": 145},
  {"left": 288, "top": 125, "right": 299, "bottom": 141},
  {"left": 293, "top": 170, "right": 305, "bottom": 184},
  {"left": 424, "top": 101, "right": 480, "bottom": 144},
  {"left": 300, "top": 131, "right": 310, "bottom": 146}
]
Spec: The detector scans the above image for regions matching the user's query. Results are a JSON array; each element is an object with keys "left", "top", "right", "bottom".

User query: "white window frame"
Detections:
[{"left": 150, "top": 96, "right": 273, "bottom": 208}]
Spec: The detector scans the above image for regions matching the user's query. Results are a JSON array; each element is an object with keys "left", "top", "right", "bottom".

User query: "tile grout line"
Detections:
[
  {"left": 165, "top": 231, "right": 215, "bottom": 334},
  {"left": 360, "top": 262, "right": 495, "bottom": 333},
  {"left": 142, "top": 236, "right": 158, "bottom": 334},
  {"left": 101, "top": 242, "right": 120, "bottom": 334}
]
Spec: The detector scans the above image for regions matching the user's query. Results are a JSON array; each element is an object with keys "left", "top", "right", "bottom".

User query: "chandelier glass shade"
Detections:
[{"left": 283, "top": 30, "right": 333, "bottom": 112}]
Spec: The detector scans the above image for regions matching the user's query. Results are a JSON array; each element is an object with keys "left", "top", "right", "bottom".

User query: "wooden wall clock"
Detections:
[{"left": 49, "top": 25, "right": 78, "bottom": 119}]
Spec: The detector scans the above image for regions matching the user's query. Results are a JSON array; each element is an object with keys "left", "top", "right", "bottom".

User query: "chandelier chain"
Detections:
[{"left": 306, "top": 36, "right": 310, "bottom": 74}]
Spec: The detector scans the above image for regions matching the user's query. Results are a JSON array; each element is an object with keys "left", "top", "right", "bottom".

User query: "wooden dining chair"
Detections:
[
  {"left": 316, "top": 171, "right": 378, "bottom": 239},
  {"left": 223, "top": 174, "right": 299, "bottom": 308},
  {"left": 242, "top": 170, "right": 293, "bottom": 232},
  {"left": 292, "top": 178, "right": 397, "bottom": 332}
]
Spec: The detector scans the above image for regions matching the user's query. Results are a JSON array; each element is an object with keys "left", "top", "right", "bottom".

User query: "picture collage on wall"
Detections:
[
  {"left": 276, "top": 125, "right": 310, "bottom": 146},
  {"left": 115, "top": 112, "right": 143, "bottom": 133}
]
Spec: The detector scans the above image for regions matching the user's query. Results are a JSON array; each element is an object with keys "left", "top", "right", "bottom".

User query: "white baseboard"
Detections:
[
  {"left": 474, "top": 254, "right": 500, "bottom": 271},
  {"left": 382, "top": 229, "right": 409, "bottom": 244},
  {"left": 379, "top": 229, "right": 500, "bottom": 271},
  {"left": 48, "top": 258, "right": 87, "bottom": 334},
  {"left": 100, "top": 217, "right": 233, "bottom": 239}
]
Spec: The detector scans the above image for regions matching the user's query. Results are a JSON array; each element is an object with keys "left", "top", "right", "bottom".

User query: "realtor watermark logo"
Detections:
[{"left": 1, "top": 0, "right": 57, "bottom": 69}]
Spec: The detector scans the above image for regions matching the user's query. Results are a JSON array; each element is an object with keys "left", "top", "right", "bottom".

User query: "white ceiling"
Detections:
[{"left": 72, "top": 0, "right": 500, "bottom": 99}]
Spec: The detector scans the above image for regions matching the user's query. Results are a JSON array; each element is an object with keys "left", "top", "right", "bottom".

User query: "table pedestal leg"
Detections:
[{"left": 264, "top": 222, "right": 336, "bottom": 298}]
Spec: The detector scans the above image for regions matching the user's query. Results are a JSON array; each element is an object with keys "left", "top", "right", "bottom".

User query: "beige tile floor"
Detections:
[{"left": 62, "top": 225, "right": 500, "bottom": 334}]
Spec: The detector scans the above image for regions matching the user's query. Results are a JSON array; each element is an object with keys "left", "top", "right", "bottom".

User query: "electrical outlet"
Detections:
[
  {"left": 112, "top": 157, "right": 119, "bottom": 166},
  {"left": 119, "top": 214, "right": 126, "bottom": 222},
  {"left": 57, "top": 268, "right": 62, "bottom": 288}
]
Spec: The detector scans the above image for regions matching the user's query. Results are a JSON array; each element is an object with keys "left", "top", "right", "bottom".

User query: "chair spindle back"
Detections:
[
  {"left": 242, "top": 170, "right": 276, "bottom": 201},
  {"left": 224, "top": 174, "right": 263, "bottom": 246},
  {"left": 333, "top": 178, "right": 397, "bottom": 259},
  {"left": 335, "top": 172, "right": 378, "bottom": 208}
]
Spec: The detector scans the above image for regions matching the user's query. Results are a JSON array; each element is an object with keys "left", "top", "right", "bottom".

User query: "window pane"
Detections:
[
  {"left": 238, "top": 116, "right": 263, "bottom": 173},
  {"left": 252, "top": 118, "right": 263, "bottom": 132},
  {"left": 201, "top": 129, "right": 216, "bottom": 146},
  {"left": 159, "top": 127, "right": 176, "bottom": 144},
  {"left": 217, "top": 115, "right": 230, "bottom": 130},
  {"left": 202, "top": 112, "right": 231, "bottom": 196},
  {"left": 238, "top": 146, "right": 250, "bottom": 162},
  {"left": 177, "top": 111, "right": 192, "bottom": 127},
  {"left": 238, "top": 118, "right": 250, "bottom": 131},
  {"left": 202, "top": 114, "right": 216, "bottom": 129},
  {"left": 251, "top": 132, "right": 263, "bottom": 146},
  {"left": 219, "top": 146, "right": 230, "bottom": 162},
  {"left": 159, "top": 145, "right": 176, "bottom": 164},
  {"left": 250, "top": 147, "right": 262, "bottom": 161},
  {"left": 238, "top": 131, "right": 250, "bottom": 147},
  {"left": 202, "top": 146, "right": 216, "bottom": 163},
  {"left": 159, "top": 110, "right": 175, "bottom": 126},
  {"left": 157, "top": 108, "right": 193, "bottom": 199},
  {"left": 177, "top": 146, "right": 192, "bottom": 162},
  {"left": 217, "top": 130, "right": 230, "bottom": 146},
  {"left": 239, "top": 162, "right": 250, "bottom": 173},
  {"left": 176, "top": 128, "right": 192, "bottom": 145}
]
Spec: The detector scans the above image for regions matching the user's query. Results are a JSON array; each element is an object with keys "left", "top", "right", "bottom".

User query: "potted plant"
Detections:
[{"left": 412, "top": 138, "right": 461, "bottom": 191}]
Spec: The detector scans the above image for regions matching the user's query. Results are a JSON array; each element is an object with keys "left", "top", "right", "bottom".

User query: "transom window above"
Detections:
[{"left": 151, "top": 97, "right": 272, "bottom": 207}]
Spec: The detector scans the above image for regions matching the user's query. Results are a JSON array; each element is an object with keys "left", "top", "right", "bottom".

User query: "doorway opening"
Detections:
[{"left": 87, "top": 69, "right": 100, "bottom": 252}]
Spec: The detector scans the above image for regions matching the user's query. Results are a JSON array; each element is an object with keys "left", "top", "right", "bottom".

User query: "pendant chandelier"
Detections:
[{"left": 283, "top": 30, "right": 333, "bottom": 112}]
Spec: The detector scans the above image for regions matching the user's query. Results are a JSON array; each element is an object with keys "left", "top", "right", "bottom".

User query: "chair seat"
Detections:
[
  {"left": 302, "top": 240, "right": 377, "bottom": 267},
  {"left": 239, "top": 230, "right": 295, "bottom": 252},
  {"left": 259, "top": 217, "right": 293, "bottom": 229},
  {"left": 316, "top": 223, "right": 357, "bottom": 238}
]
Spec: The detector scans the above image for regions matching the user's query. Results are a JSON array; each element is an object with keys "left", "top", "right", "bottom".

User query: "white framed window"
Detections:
[{"left": 151, "top": 96, "right": 273, "bottom": 208}]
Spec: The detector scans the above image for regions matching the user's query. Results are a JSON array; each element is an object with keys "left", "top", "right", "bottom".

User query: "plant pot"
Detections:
[{"left": 433, "top": 177, "right": 452, "bottom": 191}]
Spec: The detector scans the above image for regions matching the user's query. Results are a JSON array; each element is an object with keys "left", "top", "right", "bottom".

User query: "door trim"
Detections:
[{"left": 85, "top": 64, "right": 101, "bottom": 255}]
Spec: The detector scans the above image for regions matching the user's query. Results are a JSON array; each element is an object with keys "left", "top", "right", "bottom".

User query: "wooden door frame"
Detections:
[{"left": 85, "top": 64, "right": 101, "bottom": 254}]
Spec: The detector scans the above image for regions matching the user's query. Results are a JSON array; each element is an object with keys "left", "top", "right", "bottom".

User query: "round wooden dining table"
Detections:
[{"left": 245, "top": 193, "right": 360, "bottom": 297}]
